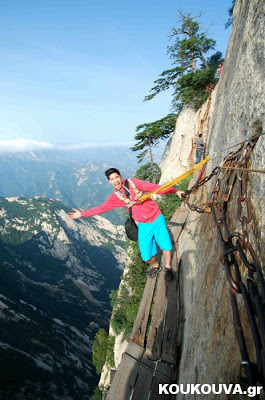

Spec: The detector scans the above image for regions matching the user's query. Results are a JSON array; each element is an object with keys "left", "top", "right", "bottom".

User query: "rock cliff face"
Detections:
[
  {"left": 159, "top": 0, "right": 265, "bottom": 395},
  {"left": 159, "top": 106, "right": 197, "bottom": 180}
]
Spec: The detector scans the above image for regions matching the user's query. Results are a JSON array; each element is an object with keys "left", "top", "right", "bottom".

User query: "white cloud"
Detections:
[
  {"left": 61, "top": 141, "right": 134, "bottom": 150},
  {"left": 0, "top": 138, "right": 134, "bottom": 154},
  {"left": 0, "top": 138, "right": 55, "bottom": 153}
]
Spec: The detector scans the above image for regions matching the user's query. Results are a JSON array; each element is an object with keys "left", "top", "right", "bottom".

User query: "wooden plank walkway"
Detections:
[
  {"left": 107, "top": 346, "right": 175, "bottom": 400},
  {"left": 149, "top": 361, "right": 175, "bottom": 400},
  {"left": 146, "top": 208, "right": 189, "bottom": 362},
  {"left": 161, "top": 248, "right": 180, "bottom": 364},
  {"left": 130, "top": 276, "right": 157, "bottom": 346},
  {"left": 145, "top": 264, "right": 167, "bottom": 361},
  {"left": 106, "top": 205, "right": 189, "bottom": 400},
  {"left": 106, "top": 342, "right": 144, "bottom": 400},
  {"left": 131, "top": 356, "right": 156, "bottom": 400}
]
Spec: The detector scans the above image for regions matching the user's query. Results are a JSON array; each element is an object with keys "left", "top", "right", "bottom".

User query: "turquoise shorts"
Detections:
[{"left": 138, "top": 213, "right": 172, "bottom": 261}]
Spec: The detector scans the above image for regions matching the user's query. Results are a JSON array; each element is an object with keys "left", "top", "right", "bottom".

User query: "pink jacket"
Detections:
[{"left": 81, "top": 178, "right": 178, "bottom": 223}]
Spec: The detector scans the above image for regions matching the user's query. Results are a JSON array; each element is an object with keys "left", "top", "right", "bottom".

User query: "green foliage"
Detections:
[
  {"left": 225, "top": 0, "right": 236, "bottom": 29},
  {"left": 130, "top": 114, "right": 176, "bottom": 161},
  {"left": 135, "top": 163, "right": 161, "bottom": 183},
  {"left": 107, "top": 336, "right": 115, "bottom": 368},
  {"left": 157, "top": 175, "right": 193, "bottom": 223},
  {"left": 157, "top": 194, "right": 182, "bottom": 224},
  {"left": 144, "top": 67, "right": 182, "bottom": 102},
  {"left": 172, "top": 67, "right": 216, "bottom": 110},
  {"left": 92, "top": 329, "right": 115, "bottom": 374},
  {"left": 131, "top": 114, "right": 176, "bottom": 152},
  {"left": 110, "top": 242, "right": 147, "bottom": 336},
  {"left": 167, "top": 15, "right": 215, "bottom": 69},
  {"left": 93, "top": 387, "right": 103, "bottom": 400},
  {"left": 92, "top": 385, "right": 109, "bottom": 400},
  {"left": 206, "top": 51, "right": 223, "bottom": 69},
  {"left": 144, "top": 11, "right": 220, "bottom": 110},
  {"left": 130, "top": 113, "right": 176, "bottom": 182}
]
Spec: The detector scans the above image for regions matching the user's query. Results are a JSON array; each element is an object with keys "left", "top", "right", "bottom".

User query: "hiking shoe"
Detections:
[
  {"left": 146, "top": 265, "right": 162, "bottom": 278},
  {"left": 165, "top": 268, "right": 174, "bottom": 281}
]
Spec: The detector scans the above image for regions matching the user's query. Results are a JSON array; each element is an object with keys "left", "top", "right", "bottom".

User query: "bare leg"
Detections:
[
  {"left": 146, "top": 255, "right": 159, "bottom": 268},
  {"left": 163, "top": 250, "right": 171, "bottom": 269}
]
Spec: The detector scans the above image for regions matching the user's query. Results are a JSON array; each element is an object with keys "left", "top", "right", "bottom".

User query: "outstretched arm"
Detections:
[
  {"left": 132, "top": 178, "right": 184, "bottom": 199},
  {"left": 68, "top": 193, "right": 125, "bottom": 220}
]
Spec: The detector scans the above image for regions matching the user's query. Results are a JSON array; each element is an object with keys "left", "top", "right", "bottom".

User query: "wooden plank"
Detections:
[
  {"left": 149, "top": 371, "right": 172, "bottom": 400},
  {"left": 106, "top": 342, "right": 144, "bottom": 400},
  {"left": 131, "top": 359, "right": 174, "bottom": 400},
  {"left": 130, "top": 275, "right": 157, "bottom": 346},
  {"left": 163, "top": 196, "right": 191, "bottom": 357},
  {"left": 160, "top": 206, "right": 187, "bottom": 364},
  {"left": 126, "top": 341, "right": 145, "bottom": 359},
  {"left": 106, "top": 355, "right": 138, "bottom": 400},
  {"left": 157, "top": 207, "right": 189, "bottom": 364},
  {"left": 143, "top": 208, "right": 186, "bottom": 364},
  {"left": 156, "top": 360, "right": 174, "bottom": 380},
  {"left": 108, "top": 201, "right": 190, "bottom": 399},
  {"left": 170, "top": 206, "right": 188, "bottom": 223},
  {"left": 145, "top": 270, "right": 167, "bottom": 361},
  {"left": 144, "top": 205, "right": 188, "bottom": 361},
  {"left": 167, "top": 208, "right": 189, "bottom": 243},
  {"left": 131, "top": 357, "right": 156, "bottom": 400},
  {"left": 176, "top": 267, "right": 184, "bottom": 348},
  {"left": 161, "top": 248, "right": 180, "bottom": 364},
  {"left": 109, "top": 369, "right": 116, "bottom": 384}
]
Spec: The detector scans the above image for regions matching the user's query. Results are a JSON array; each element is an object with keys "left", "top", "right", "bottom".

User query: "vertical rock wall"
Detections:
[
  {"left": 159, "top": 92, "right": 218, "bottom": 184},
  {"left": 159, "top": 0, "right": 265, "bottom": 397}
]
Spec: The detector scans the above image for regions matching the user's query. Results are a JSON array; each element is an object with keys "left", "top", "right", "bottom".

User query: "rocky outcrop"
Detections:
[
  {"left": 158, "top": 0, "right": 265, "bottom": 396},
  {"left": 159, "top": 92, "right": 217, "bottom": 184},
  {"left": 159, "top": 107, "right": 197, "bottom": 180}
]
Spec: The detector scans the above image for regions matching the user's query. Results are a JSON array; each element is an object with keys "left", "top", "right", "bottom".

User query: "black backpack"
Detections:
[{"left": 124, "top": 180, "right": 138, "bottom": 241}]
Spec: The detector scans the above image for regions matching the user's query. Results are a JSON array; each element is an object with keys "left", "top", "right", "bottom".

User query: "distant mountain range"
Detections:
[
  {"left": 0, "top": 146, "right": 139, "bottom": 224},
  {"left": 0, "top": 195, "right": 126, "bottom": 399}
]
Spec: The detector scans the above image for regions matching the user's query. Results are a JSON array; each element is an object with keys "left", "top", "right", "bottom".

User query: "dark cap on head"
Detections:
[{"left": 105, "top": 168, "right": 121, "bottom": 180}]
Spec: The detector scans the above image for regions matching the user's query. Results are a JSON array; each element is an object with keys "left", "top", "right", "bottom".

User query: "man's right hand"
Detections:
[{"left": 68, "top": 208, "right": 82, "bottom": 219}]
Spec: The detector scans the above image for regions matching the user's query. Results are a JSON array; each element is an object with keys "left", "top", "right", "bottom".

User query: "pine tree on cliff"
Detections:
[
  {"left": 130, "top": 114, "right": 176, "bottom": 183},
  {"left": 135, "top": 162, "right": 161, "bottom": 184},
  {"left": 144, "top": 11, "right": 221, "bottom": 110},
  {"left": 225, "top": 0, "right": 236, "bottom": 29}
]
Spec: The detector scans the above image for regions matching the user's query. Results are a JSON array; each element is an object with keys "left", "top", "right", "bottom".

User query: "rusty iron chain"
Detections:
[
  {"left": 180, "top": 166, "right": 221, "bottom": 213},
  {"left": 209, "top": 139, "right": 265, "bottom": 394},
  {"left": 178, "top": 137, "right": 265, "bottom": 392}
]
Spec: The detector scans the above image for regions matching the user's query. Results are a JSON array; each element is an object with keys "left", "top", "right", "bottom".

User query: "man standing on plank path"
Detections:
[
  {"left": 195, "top": 134, "right": 204, "bottom": 164},
  {"left": 68, "top": 168, "right": 184, "bottom": 281}
]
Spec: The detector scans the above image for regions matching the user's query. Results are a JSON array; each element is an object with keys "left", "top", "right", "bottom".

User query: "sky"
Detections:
[{"left": 0, "top": 0, "right": 233, "bottom": 153}]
